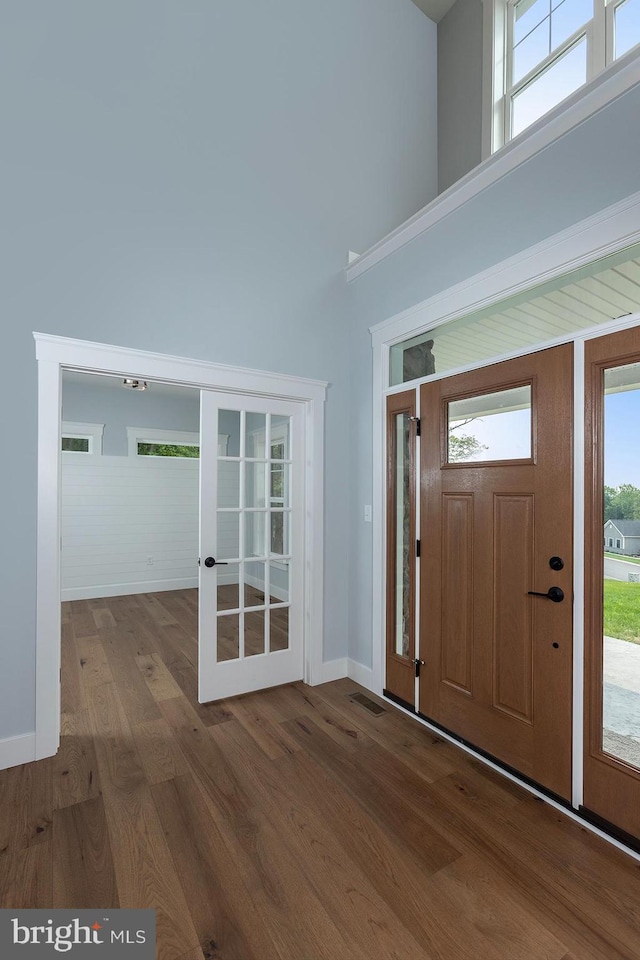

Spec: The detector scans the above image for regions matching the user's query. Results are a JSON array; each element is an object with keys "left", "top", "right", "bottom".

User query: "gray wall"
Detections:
[
  {"left": 62, "top": 378, "right": 201, "bottom": 456},
  {"left": 0, "top": 0, "right": 437, "bottom": 740},
  {"left": 437, "top": 0, "right": 484, "bottom": 193},
  {"left": 347, "top": 82, "right": 640, "bottom": 668}
]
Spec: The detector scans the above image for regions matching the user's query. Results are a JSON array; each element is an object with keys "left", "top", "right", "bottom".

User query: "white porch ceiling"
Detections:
[{"left": 395, "top": 243, "right": 640, "bottom": 378}]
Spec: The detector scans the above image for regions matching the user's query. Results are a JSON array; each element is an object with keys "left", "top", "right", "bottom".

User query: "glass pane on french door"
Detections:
[
  {"left": 602, "top": 362, "right": 640, "bottom": 770},
  {"left": 199, "top": 391, "right": 303, "bottom": 702},
  {"left": 216, "top": 408, "right": 291, "bottom": 660}
]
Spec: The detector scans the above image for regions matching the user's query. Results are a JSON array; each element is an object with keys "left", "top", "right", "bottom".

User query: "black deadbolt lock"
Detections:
[{"left": 549, "top": 556, "right": 564, "bottom": 571}]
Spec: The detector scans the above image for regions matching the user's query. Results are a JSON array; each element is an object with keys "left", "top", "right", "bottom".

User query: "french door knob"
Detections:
[
  {"left": 203, "top": 556, "right": 228, "bottom": 568},
  {"left": 528, "top": 586, "right": 564, "bottom": 603}
]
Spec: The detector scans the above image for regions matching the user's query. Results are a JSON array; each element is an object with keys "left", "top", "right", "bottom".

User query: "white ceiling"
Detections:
[
  {"left": 62, "top": 370, "right": 199, "bottom": 401},
  {"left": 411, "top": 0, "right": 458, "bottom": 23}
]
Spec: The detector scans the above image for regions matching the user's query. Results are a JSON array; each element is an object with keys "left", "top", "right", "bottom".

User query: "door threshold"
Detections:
[
  {"left": 579, "top": 807, "right": 640, "bottom": 856},
  {"left": 380, "top": 693, "right": 640, "bottom": 864}
]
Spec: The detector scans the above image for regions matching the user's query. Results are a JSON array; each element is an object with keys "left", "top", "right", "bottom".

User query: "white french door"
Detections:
[{"left": 198, "top": 390, "right": 305, "bottom": 702}]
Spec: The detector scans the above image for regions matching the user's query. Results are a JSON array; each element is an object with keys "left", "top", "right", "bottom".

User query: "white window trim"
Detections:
[
  {"left": 483, "top": 0, "right": 640, "bottom": 156},
  {"left": 127, "top": 425, "right": 202, "bottom": 458},
  {"left": 61, "top": 420, "right": 104, "bottom": 456}
]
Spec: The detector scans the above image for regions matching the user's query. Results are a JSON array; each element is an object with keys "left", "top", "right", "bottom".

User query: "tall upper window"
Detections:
[{"left": 488, "top": 0, "right": 640, "bottom": 149}]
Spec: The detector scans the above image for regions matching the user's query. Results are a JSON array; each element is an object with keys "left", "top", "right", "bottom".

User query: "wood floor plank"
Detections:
[
  {"left": 267, "top": 683, "right": 373, "bottom": 754},
  {"left": 283, "top": 715, "right": 462, "bottom": 878},
  {"left": 88, "top": 682, "right": 200, "bottom": 960},
  {"left": 318, "top": 678, "right": 462, "bottom": 781},
  {"left": 0, "top": 756, "right": 53, "bottom": 854},
  {"left": 136, "top": 653, "right": 184, "bottom": 702},
  {"left": 88, "top": 598, "right": 118, "bottom": 632},
  {"left": 101, "top": 629, "right": 162, "bottom": 725},
  {"left": 70, "top": 602, "right": 100, "bottom": 640},
  {"left": 0, "top": 840, "right": 52, "bottom": 908},
  {"left": 157, "top": 697, "right": 252, "bottom": 827},
  {"left": 164, "top": 657, "right": 234, "bottom": 727},
  {"left": 432, "top": 856, "right": 567, "bottom": 960},
  {"left": 75, "top": 635, "right": 115, "bottom": 690},
  {"left": 428, "top": 766, "right": 640, "bottom": 959},
  {"left": 152, "top": 773, "right": 281, "bottom": 960},
  {"left": 52, "top": 797, "right": 119, "bottom": 909},
  {"left": 131, "top": 718, "right": 188, "bottom": 785},
  {"left": 60, "top": 619, "right": 85, "bottom": 715},
  {"left": 3, "top": 591, "right": 640, "bottom": 960},
  {"left": 212, "top": 717, "right": 442, "bottom": 960},
  {"left": 139, "top": 593, "right": 178, "bottom": 627},
  {"left": 226, "top": 690, "right": 303, "bottom": 759},
  {"left": 53, "top": 710, "right": 102, "bottom": 809},
  {"left": 160, "top": 699, "right": 363, "bottom": 960}
]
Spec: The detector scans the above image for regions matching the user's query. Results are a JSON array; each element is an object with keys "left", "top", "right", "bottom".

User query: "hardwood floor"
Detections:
[{"left": 1, "top": 589, "right": 640, "bottom": 959}]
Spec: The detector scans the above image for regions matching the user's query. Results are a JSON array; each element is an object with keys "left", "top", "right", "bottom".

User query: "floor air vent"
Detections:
[{"left": 349, "top": 692, "right": 385, "bottom": 715}]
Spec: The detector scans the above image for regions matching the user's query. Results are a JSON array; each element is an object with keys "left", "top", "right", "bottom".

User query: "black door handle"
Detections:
[
  {"left": 203, "top": 556, "right": 228, "bottom": 568},
  {"left": 528, "top": 586, "right": 564, "bottom": 603}
]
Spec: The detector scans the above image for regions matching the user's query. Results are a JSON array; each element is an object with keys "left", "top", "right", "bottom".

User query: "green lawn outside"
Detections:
[
  {"left": 604, "top": 579, "right": 640, "bottom": 644},
  {"left": 604, "top": 552, "right": 640, "bottom": 565}
]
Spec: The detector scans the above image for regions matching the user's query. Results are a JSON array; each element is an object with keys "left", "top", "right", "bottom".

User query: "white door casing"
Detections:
[{"left": 32, "top": 333, "right": 326, "bottom": 764}]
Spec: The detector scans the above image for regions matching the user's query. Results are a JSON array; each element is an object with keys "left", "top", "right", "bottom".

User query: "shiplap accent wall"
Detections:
[{"left": 61, "top": 455, "right": 200, "bottom": 600}]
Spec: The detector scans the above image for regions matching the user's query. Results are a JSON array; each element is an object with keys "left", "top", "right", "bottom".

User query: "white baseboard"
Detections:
[
  {"left": 347, "top": 659, "right": 375, "bottom": 691},
  {"left": 0, "top": 732, "right": 36, "bottom": 772},
  {"left": 61, "top": 577, "right": 198, "bottom": 601},
  {"left": 320, "top": 658, "right": 348, "bottom": 683},
  {"left": 317, "top": 658, "right": 375, "bottom": 688}
]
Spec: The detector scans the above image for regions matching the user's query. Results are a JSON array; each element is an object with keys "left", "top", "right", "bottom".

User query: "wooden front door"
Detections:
[
  {"left": 584, "top": 326, "right": 640, "bottom": 841},
  {"left": 419, "top": 344, "right": 574, "bottom": 800}
]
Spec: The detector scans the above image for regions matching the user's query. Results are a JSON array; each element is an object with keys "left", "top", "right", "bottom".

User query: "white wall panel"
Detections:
[{"left": 61, "top": 455, "right": 200, "bottom": 600}]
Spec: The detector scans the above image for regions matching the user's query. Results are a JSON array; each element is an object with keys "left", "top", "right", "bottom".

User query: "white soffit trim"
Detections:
[
  {"left": 347, "top": 52, "right": 640, "bottom": 283},
  {"left": 34, "top": 334, "right": 328, "bottom": 402},
  {"left": 369, "top": 188, "right": 640, "bottom": 347}
]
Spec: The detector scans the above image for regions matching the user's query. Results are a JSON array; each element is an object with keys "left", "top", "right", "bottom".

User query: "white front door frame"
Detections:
[
  {"left": 33, "top": 333, "right": 327, "bottom": 761},
  {"left": 369, "top": 189, "right": 640, "bottom": 820}
]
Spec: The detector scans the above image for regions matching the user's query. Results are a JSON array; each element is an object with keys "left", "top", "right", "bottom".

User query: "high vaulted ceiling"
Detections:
[{"left": 411, "top": 0, "right": 458, "bottom": 23}]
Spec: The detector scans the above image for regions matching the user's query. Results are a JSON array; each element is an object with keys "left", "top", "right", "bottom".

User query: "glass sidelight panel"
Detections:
[
  {"left": 395, "top": 413, "right": 411, "bottom": 658},
  {"left": 385, "top": 390, "right": 416, "bottom": 707},
  {"left": 601, "top": 362, "right": 640, "bottom": 770},
  {"left": 447, "top": 385, "right": 532, "bottom": 463}
]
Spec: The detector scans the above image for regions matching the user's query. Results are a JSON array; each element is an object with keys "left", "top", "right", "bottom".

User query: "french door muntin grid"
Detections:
[{"left": 216, "top": 410, "right": 292, "bottom": 661}]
